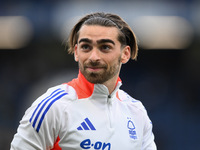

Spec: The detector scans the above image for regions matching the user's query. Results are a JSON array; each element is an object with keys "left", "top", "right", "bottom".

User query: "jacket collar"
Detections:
[{"left": 67, "top": 71, "right": 122, "bottom": 99}]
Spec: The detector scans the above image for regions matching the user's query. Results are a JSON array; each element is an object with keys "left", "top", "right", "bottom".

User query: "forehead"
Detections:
[{"left": 78, "top": 25, "right": 119, "bottom": 42}]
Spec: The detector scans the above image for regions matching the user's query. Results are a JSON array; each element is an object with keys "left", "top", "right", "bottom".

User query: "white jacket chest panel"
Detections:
[{"left": 59, "top": 96, "right": 143, "bottom": 150}]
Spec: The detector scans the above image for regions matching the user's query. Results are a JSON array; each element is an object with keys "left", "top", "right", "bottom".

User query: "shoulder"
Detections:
[
  {"left": 117, "top": 89, "right": 153, "bottom": 127},
  {"left": 27, "top": 84, "right": 77, "bottom": 132},
  {"left": 31, "top": 83, "right": 77, "bottom": 107},
  {"left": 117, "top": 89, "right": 147, "bottom": 114},
  {"left": 28, "top": 83, "right": 78, "bottom": 118}
]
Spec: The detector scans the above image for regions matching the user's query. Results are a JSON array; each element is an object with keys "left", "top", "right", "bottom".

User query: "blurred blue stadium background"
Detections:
[{"left": 0, "top": 0, "right": 200, "bottom": 149}]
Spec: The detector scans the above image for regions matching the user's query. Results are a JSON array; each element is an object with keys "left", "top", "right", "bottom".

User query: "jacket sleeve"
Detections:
[
  {"left": 117, "top": 89, "right": 157, "bottom": 150},
  {"left": 142, "top": 110, "right": 157, "bottom": 150},
  {"left": 10, "top": 86, "right": 68, "bottom": 150}
]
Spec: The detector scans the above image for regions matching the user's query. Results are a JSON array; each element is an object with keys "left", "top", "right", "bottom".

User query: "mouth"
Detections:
[
  {"left": 86, "top": 66, "right": 105, "bottom": 72},
  {"left": 84, "top": 61, "right": 107, "bottom": 73}
]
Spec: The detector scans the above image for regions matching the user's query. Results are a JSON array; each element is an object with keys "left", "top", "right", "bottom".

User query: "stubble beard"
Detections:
[{"left": 79, "top": 57, "right": 121, "bottom": 84}]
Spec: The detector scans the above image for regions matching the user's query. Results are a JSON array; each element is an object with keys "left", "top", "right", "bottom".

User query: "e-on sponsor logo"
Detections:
[{"left": 80, "top": 139, "right": 111, "bottom": 150}]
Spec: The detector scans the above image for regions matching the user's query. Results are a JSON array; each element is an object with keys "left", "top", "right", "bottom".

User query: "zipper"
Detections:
[
  {"left": 107, "top": 95, "right": 113, "bottom": 128},
  {"left": 106, "top": 82, "right": 121, "bottom": 129}
]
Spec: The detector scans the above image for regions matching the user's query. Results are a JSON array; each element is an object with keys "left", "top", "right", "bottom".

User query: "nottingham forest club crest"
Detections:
[{"left": 127, "top": 117, "right": 137, "bottom": 140}]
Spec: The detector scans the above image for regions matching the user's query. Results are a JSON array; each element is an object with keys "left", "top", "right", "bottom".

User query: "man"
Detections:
[{"left": 11, "top": 12, "right": 157, "bottom": 150}]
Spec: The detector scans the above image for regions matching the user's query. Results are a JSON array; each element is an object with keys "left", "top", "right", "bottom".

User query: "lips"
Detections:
[
  {"left": 84, "top": 61, "right": 107, "bottom": 72},
  {"left": 86, "top": 66, "right": 105, "bottom": 71},
  {"left": 85, "top": 64, "right": 107, "bottom": 72}
]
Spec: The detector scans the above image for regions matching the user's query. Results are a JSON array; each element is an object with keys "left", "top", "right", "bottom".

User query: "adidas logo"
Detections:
[{"left": 77, "top": 118, "right": 96, "bottom": 130}]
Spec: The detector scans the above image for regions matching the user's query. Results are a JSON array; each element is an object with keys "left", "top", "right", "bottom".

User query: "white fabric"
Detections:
[{"left": 11, "top": 79, "right": 156, "bottom": 150}]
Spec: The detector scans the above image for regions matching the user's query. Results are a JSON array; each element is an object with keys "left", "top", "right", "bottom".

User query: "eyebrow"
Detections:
[
  {"left": 78, "top": 38, "right": 115, "bottom": 45},
  {"left": 78, "top": 38, "right": 92, "bottom": 44},
  {"left": 97, "top": 39, "right": 115, "bottom": 45}
]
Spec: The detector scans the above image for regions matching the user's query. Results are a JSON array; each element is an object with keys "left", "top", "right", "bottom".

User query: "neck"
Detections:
[
  {"left": 102, "top": 75, "right": 121, "bottom": 94},
  {"left": 77, "top": 70, "right": 121, "bottom": 95}
]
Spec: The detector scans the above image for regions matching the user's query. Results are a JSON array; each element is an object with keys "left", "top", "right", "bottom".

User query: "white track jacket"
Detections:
[{"left": 11, "top": 72, "right": 157, "bottom": 150}]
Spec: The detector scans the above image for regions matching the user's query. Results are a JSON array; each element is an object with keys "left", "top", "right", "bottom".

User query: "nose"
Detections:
[{"left": 89, "top": 49, "right": 100, "bottom": 61}]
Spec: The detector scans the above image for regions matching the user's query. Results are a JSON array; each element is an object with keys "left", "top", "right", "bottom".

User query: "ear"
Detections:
[
  {"left": 74, "top": 44, "right": 79, "bottom": 62},
  {"left": 121, "top": 46, "right": 131, "bottom": 64}
]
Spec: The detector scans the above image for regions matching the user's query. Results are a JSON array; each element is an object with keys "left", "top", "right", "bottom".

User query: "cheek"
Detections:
[
  {"left": 107, "top": 57, "right": 120, "bottom": 69},
  {"left": 110, "top": 53, "right": 122, "bottom": 63}
]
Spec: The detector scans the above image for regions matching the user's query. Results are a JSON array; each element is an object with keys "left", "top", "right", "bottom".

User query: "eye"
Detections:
[
  {"left": 80, "top": 44, "right": 92, "bottom": 51},
  {"left": 100, "top": 45, "right": 112, "bottom": 51}
]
